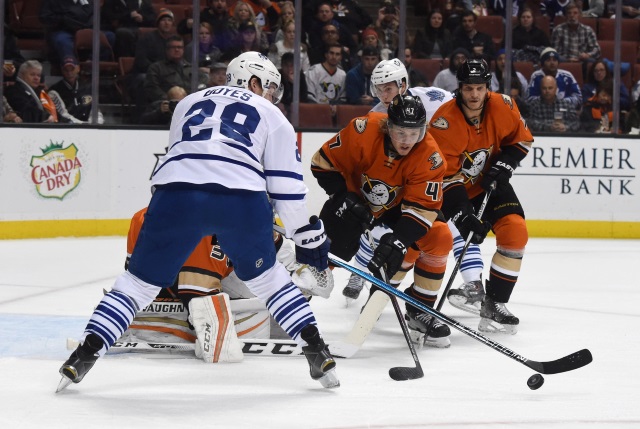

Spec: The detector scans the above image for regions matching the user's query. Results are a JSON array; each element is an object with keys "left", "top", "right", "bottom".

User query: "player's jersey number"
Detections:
[{"left": 180, "top": 99, "right": 260, "bottom": 147}]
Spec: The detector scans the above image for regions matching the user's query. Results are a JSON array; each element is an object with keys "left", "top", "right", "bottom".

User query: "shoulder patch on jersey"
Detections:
[
  {"left": 431, "top": 116, "right": 449, "bottom": 130},
  {"left": 428, "top": 151, "right": 444, "bottom": 170},
  {"left": 353, "top": 117, "right": 368, "bottom": 134},
  {"left": 501, "top": 94, "right": 513, "bottom": 110}
]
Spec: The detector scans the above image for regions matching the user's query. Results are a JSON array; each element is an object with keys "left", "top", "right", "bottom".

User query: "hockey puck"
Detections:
[{"left": 527, "top": 373, "right": 544, "bottom": 390}]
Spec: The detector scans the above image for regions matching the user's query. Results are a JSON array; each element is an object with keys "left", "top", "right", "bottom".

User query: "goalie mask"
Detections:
[
  {"left": 226, "top": 51, "right": 284, "bottom": 104},
  {"left": 370, "top": 58, "right": 409, "bottom": 99}
]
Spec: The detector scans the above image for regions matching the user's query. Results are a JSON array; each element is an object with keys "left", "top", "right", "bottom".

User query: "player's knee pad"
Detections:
[
  {"left": 112, "top": 271, "right": 162, "bottom": 310},
  {"left": 415, "top": 221, "right": 453, "bottom": 260},
  {"left": 242, "top": 262, "right": 293, "bottom": 303},
  {"left": 494, "top": 214, "right": 528, "bottom": 251},
  {"left": 189, "top": 293, "right": 244, "bottom": 363}
]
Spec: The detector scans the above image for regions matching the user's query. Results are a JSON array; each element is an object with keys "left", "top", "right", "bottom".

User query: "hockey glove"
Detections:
[
  {"left": 367, "top": 233, "right": 407, "bottom": 281},
  {"left": 333, "top": 192, "right": 374, "bottom": 230},
  {"left": 452, "top": 204, "right": 491, "bottom": 245},
  {"left": 293, "top": 216, "right": 330, "bottom": 271},
  {"left": 481, "top": 153, "right": 518, "bottom": 192}
]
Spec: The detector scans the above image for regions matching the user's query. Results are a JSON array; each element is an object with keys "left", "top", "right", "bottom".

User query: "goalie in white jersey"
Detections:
[
  {"left": 344, "top": 58, "right": 486, "bottom": 323},
  {"left": 58, "top": 52, "right": 339, "bottom": 391}
]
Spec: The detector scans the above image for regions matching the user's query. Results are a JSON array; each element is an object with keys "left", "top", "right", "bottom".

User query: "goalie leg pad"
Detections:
[{"left": 189, "top": 293, "right": 244, "bottom": 363}]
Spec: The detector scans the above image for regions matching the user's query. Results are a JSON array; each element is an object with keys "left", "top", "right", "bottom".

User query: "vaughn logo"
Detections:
[{"left": 30, "top": 141, "right": 83, "bottom": 199}]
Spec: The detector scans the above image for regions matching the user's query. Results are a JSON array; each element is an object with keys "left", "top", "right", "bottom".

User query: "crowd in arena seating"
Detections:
[{"left": 2, "top": 0, "right": 640, "bottom": 133}]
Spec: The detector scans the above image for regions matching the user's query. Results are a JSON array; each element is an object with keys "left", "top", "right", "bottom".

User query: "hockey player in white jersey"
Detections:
[
  {"left": 343, "top": 58, "right": 486, "bottom": 318},
  {"left": 57, "top": 52, "right": 339, "bottom": 392}
]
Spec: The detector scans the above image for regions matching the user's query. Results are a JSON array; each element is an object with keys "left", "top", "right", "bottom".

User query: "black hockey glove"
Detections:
[
  {"left": 452, "top": 204, "right": 492, "bottom": 245},
  {"left": 367, "top": 233, "right": 407, "bottom": 281},
  {"left": 333, "top": 192, "right": 374, "bottom": 230},
  {"left": 293, "top": 216, "right": 330, "bottom": 271},
  {"left": 481, "top": 153, "right": 518, "bottom": 192}
]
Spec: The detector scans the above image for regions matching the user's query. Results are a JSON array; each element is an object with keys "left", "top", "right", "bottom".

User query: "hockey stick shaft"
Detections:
[
  {"left": 364, "top": 229, "right": 423, "bottom": 380},
  {"left": 329, "top": 256, "right": 592, "bottom": 375}
]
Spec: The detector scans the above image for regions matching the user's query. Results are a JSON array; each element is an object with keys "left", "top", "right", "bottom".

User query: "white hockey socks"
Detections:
[{"left": 188, "top": 293, "right": 243, "bottom": 363}]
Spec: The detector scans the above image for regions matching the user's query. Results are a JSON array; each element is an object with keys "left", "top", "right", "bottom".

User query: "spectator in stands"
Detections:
[
  {"left": 486, "top": 0, "right": 525, "bottom": 17},
  {"left": 2, "top": 25, "right": 25, "bottom": 83},
  {"left": 620, "top": 1, "right": 640, "bottom": 19},
  {"left": 582, "top": 60, "right": 630, "bottom": 111},
  {"left": 540, "top": 0, "right": 571, "bottom": 20},
  {"left": 551, "top": 2, "right": 600, "bottom": 76},
  {"left": 140, "top": 85, "right": 187, "bottom": 126},
  {"left": 527, "top": 75, "right": 580, "bottom": 132},
  {"left": 241, "top": 0, "right": 282, "bottom": 34},
  {"left": 208, "top": 62, "right": 228, "bottom": 87},
  {"left": 308, "top": 23, "right": 354, "bottom": 70},
  {"left": 39, "top": 0, "right": 116, "bottom": 67},
  {"left": 433, "top": 47, "right": 469, "bottom": 92},
  {"left": 491, "top": 49, "right": 529, "bottom": 97},
  {"left": 528, "top": 47, "right": 582, "bottom": 108},
  {"left": 103, "top": 0, "right": 156, "bottom": 58},
  {"left": 356, "top": 27, "right": 382, "bottom": 60},
  {"left": 345, "top": 46, "right": 380, "bottom": 105},
  {"left": 632, "top": 78, "right": 640, "bottom": 106},
  {"left": 231, "top": 4, "right": 270, "bottom": 54},
  {"left": 2, "top": 96, "right": 23, "bottom": 123},
  {"left": 177, "top": 0, "right": 237, "bottom": 52},
  {"left": 185, "top": 23, "right": 223, "bottom": 66},
  {"left": 623, "top": 96, "right": 640, "bottom": 134},
  {"left": 133, "top": 8, "right": 177, "bottom": 74},
  {"left": 403, "top": 47, "right": 429, "bottom": 87},
  {"left": 412, "top": 8, "right": 453, "bottom": 60},
  {"left": 268, "top": 20, "right": 310, "bottom": 71},
  {"left": 452, "top": 9, "right": 495, "bottom": 63},
  {"left": 272, "top": 1, "right": 295, "bottom": 43},
  {"left": 49, "top": 57, "right": 104, "bottom": 124},
  {"left": 512, "top": 6, "right": 550, "bottom": 62},
  {"left": 327, "top": 0, "right": 373, "bottom": 45},
  {"left": 579, "top": 0, "right": 605, "bottom": 17},
  {"left": 305, "top": 43, "right": 347, "bottom": 105},
  {"left": 143, "top": 36, "right": 208, "bottom": 107},
  {"left": 280, "top": 52, "right": 309, "bottom": 110},
  {"left": 307, "top": 2, "right": 357, "bottom": 58},
  {"left": 373, "top": 0, "right": 400, "bottom": 62},
  {"left": 580, "top": 81, "right": 615, "bottom": 133},
  {"left": 5, "top": 60, "right": 56, "bottom": 123}
]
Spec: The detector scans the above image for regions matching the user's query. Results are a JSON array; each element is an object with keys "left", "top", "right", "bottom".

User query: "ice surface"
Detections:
[{"left": 1, "top": 237, "right": 639, "bottom": 428}]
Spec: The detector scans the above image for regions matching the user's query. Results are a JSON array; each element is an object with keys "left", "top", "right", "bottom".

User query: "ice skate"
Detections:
[
  {"left": 447, "top": 280, "right": 485, "bottom": 315},
  {"left": 342, "top": 273, "right": 366, "bottom": 304},
  {"left": 478, "top": 296, "right": 519, "bottom": 334},
  {"left": 56, "top": 333, "right": 103, "bottom": 392},
  {"left": 300, "top": 324, "right": 339, "bottom": 388},
  {"left": 405, "top": 306, "right": 451, "bottom": 348}
]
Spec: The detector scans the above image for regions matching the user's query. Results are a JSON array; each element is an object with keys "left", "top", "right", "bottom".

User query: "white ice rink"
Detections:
[{"left": 1, "top": 236, "right": 639, "bottom": 429}]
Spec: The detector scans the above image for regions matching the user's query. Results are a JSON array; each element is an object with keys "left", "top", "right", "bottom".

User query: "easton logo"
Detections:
[{"left": 30, "top": 141, "right": 83, "bottom": 199}]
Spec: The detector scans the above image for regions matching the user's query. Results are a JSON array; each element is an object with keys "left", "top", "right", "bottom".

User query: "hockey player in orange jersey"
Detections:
[
  {"left": 428, "top": 59, "right": 534, "bottom": 334},
  {"left": 311, "top": 94, "right": 454, "bottom": 347}
]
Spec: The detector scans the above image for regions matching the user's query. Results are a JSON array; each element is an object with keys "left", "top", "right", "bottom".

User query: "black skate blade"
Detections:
[
  {"left": 388, "top": 366, "right": 424, "bottom": 381},
  {"left": 526, "top": 349, "right": 593, "bottom": 375}
]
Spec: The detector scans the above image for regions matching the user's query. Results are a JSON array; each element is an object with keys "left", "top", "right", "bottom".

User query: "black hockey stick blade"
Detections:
[
  {"left": 525, "top": 348, "right": 593, "bottom": 375},
  {"left": 389, "top": 366, "right": 424, "bottom": 381}
]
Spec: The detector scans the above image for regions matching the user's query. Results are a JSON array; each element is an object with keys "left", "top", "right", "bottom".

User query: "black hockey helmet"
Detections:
[
  {"left": 387, "top": 94, "right": 427, "bottom": 128},
  {"left": 456, "top": 59, "right": 491, "bottom": 88}
]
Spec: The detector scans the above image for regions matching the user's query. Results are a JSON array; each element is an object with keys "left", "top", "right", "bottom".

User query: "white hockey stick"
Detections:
[{"left": 66, "top": 337, "right": 304, "bottom": 357}]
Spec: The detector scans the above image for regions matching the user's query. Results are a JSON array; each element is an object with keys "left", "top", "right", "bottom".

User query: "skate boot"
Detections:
[
  {"left": 405, "top": 306, "right": 451, "bottom": 348},
  {"left": 342, "top": 273, "right": 366, "bottom": 302},
  {"left": 300, "top": 324, "right": 340, "bottom": 388},
  {"left": 56, "top": 333, "right": 103, "bottom": 392},
  {"left": 478, "top": 296, "right": 519, "bottom": 334},
  {"left": 447, "top": 280, "right": 485, "bottom": 315}
]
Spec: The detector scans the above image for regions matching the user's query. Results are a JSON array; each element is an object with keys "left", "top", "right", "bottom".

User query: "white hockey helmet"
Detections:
[
  {"left": 370, "top": 58, "right": 409, "bottom": 98},
  {"left": 226, "top": 51, "right": 284, "bottom": 104}
]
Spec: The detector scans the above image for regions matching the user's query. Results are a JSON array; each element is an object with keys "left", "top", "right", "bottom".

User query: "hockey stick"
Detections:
[
  {"left": 66, "top": 337, "right": 305, "bottom": 357},
  {"left": 328, "top": 256, "right": 593, "bottom": 376},
  {"left": 424, "top": 182, "right": 495, "bottom": 336},
  {"left": 363, "top": 229, "right": 424, "bottom": 381}
]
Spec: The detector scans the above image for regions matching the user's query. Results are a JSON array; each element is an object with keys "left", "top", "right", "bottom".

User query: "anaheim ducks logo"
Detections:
[
  {"left": 428, "top": 151, "right": 443, "bottom": 170},
  {"left": 501, "top": 94, "right": 513, "bottom": 110},
  {"left": 460, "top": 148, "right": 491, "bottom": 184},
  {"left": 431, "top": 116, "right": 448, "bottom": 130},
  {"left": 81, "top": 95, "right": 92, "bottom": 106},
  {"left": 361, "top": 174, "right": 401, "bottom": 213},
  {"left": 353, "top": 117, "right": 368, "bottom": 134}
]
